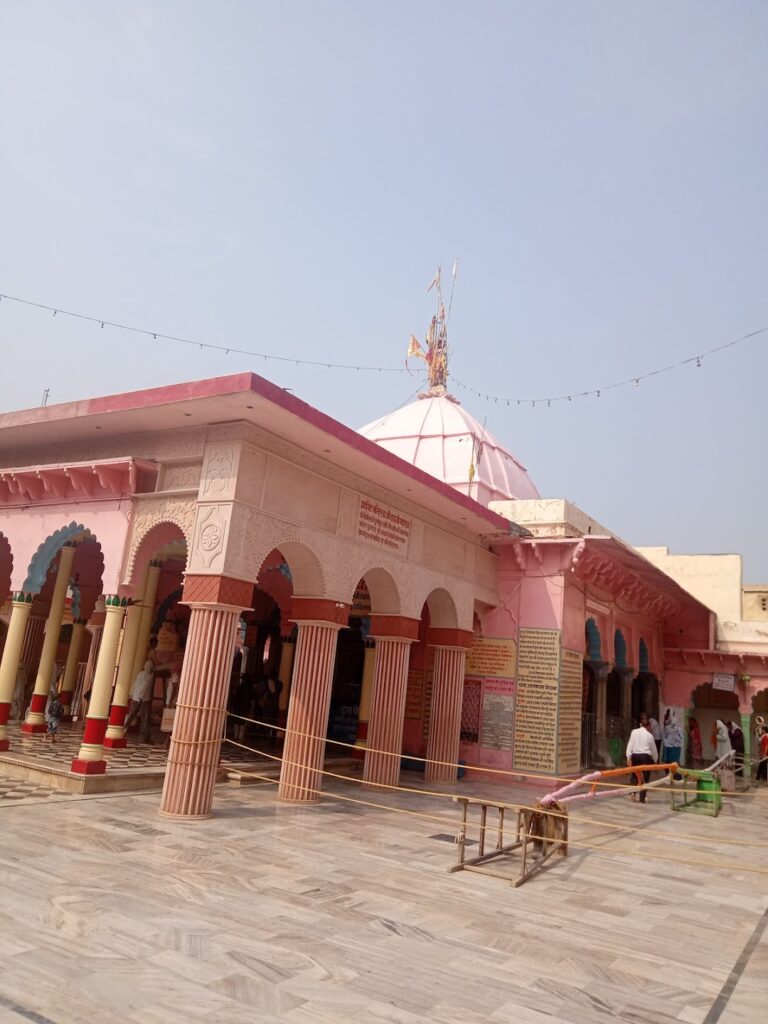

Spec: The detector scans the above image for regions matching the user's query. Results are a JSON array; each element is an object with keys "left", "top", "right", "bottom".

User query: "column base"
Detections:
[
  {"left": 70, "top": 758, "right": 107, "bottom": 775},
  {"left": 278, "top": 792, "right": 321, "bottom": 804},
  {"left": 21, "top": 722, "right": 46, "bottom": 735},
  {"left": 158, "top": 809, "right": 213, "bottom": 821},
  {"left": 103, "top": 736, "right": 128, "bottom": 749}
]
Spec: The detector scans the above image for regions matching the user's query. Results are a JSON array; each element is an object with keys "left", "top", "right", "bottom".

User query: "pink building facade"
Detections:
[{"left": 0, "top": 371, "right": 764, "bottom": 817}]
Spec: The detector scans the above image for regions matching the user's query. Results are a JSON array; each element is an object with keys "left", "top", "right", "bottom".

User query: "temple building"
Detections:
[{"left": 0, "top": 317, "right": 766, "bottom": 816}]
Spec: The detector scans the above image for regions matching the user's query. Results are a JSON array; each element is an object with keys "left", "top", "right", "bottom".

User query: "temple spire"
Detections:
[{"left": 406, "top": 261, "right": 459, "bottom": 401}]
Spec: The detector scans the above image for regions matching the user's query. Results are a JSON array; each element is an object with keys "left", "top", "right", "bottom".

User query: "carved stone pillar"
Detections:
[
  {"left": 0, "top": 594, "right": 34, "bottom": 750},
  {"left": 424, "top": 629, "right": 473, "bottom": 784},
  {"left": 278, "top": 599, "right": 348, "bottom": 803},
  {"left": 23, "top": 543, "right": 77, "bottom": 733},
  {"left": 71, "top": 597, "right": 127, "bottom": 774},
  {"left": 159, "top": 575, "right": 252, "bottom": 819}
]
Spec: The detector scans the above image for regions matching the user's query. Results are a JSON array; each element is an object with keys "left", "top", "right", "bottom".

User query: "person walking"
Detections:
[
  {"left": 626, "top": 714, "right": 658, "bottom": 804},
  {"left": 44, "top": 685, "right": 64, "bottom": 744}
]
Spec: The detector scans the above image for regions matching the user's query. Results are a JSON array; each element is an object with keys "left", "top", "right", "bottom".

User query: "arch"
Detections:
[
  {"left": 614, "top": 629, "right": 627, "bottom": 669},
  {"left": 125, "top": 520, "right": 188, "bottom": 588},
  {"left": 23, "top": 521, "right": 94, "bottom": 593},
  {"left": 355, "top": 566, "right": 401, "bottom": 616},
  {"left": 638, "top": 638, "right": 650, "bottom": 673},
  {"left": 585, "top": 618, "right": 601, "bottom": 661},
  {"left": 0, "top": 532, "right": 13, "bottom": 602},
  {"left": 268, "top": 539, "right": 325, "bottom": 598},
  {"left": 424, "top": 587, "right": 458, "bottom": 629}
]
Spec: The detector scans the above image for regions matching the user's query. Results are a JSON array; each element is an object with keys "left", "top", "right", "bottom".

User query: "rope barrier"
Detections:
[
  {"left": 226, "top": 712, "right": 768, "bottom": 797},
  {"left": 221, "top": 737, "right": 768, "bottom": 857},
  {"left": 221, "top": 741, "right": 768, "bottom": 877}
]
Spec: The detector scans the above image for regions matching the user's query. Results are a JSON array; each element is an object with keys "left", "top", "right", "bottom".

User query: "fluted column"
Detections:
[
  {"left": 159, "top": 573, "right": 253, "bottom": 819},
  {"left": 104, "top": 572, "right": 149, "bottom": 748},
  {"left": 58, "top": 618, "right": 86, "bottom": 711},
  {"left": 23, "top": 543, "right": 77, "bottom": 733},
  {"left": 424, "top": 629, "right": 472, "bottom": 784},
  {"left": 0, "top": 594, "right": 34, "bottom": 751},
  {"left": 159, "top": 606, "right": 241, "bottom": 817},
  {"left": 129, "top": 560, "right": 162, "bottom": 682},
  {"left": 71, "top": 596, "right": 126, "bottom": 774},
  {"left": 20, "top": 615, "right": 45, "bottom": 684},
  {"left": 619, "top": 667, "right": 634, "bottom": 733},
  {"left": 277, "top": 599, "right": 350, "bottom": 802},
  {"left": 363, "top": 639, "right": 413, "bottom": 789}
]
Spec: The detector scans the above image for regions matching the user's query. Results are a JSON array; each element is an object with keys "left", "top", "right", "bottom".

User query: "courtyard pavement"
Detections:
[{"left": 0, "top": 772, "right": 765, "bottom": 1024}]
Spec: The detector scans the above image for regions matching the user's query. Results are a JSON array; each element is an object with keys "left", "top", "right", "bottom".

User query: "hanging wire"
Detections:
[{"left": 0, "top": 290, "right": 765, "bottom": 404}]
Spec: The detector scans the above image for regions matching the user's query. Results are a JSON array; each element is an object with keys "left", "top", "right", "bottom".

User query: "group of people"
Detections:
[
  {"left": 35, "top": 636, "right": 182, "bottom": 746},
  {"left": 626, "top": 708, "right": 768, "bottom": 800},
  {"left": 625, "top": 712, "right": 683, "bottom": 803}
]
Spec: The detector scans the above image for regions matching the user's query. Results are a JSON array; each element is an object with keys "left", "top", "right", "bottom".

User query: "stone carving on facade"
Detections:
[
  {"left": 190, "top": 503, "right": 230, "bottom": 572},
  {"left": 161, "top": 462, "right": 203, "bottom": 491},
  {"left": 201, "top": 445, "right": 235, "bottom": 498},
  {"left": 123, "top": 497, "right": 197, "bottom": 584}
]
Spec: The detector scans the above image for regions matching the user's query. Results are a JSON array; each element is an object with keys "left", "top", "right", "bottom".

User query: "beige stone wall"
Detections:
[
  {"left": 635, "top": 547, "right": 743, "bottom": 624},
  {"left": 491, "top": 498, "right": 617, "bottom": 540},
  {"left": 743, "top": 585, "right": 768, "bottom": 622}
]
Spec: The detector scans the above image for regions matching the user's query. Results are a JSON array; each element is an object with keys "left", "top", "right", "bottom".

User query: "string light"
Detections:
[
  {"left": 1, "top": 290, "right": 765, "bottom": 406},
  {"left": 452, "top": 324, "right": 767, "bottom": 407}
]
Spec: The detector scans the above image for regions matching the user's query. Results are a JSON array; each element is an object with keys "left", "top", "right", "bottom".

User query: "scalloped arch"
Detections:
[
  {"left": 125, "top": 518, "right": 190, "bottom": 587},
  {"left": 23, "top": 522, "right": 94, "bottom": 593}
]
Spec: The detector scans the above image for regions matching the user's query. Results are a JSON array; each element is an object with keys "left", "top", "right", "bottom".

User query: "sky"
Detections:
[{"left": 1, "top": 1, "right": 766, "bottom": 578}]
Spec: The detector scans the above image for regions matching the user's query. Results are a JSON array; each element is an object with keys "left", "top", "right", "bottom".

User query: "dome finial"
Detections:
[{"left": 406, "top": 260, "right": 459, "bottom": 401}]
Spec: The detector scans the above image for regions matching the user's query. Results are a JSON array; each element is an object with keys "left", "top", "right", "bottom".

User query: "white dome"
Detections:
[{"left": 359, "top": 395, "right": 539, "bottom": 507}]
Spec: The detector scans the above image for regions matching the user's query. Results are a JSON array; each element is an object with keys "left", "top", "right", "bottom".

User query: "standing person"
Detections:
[
  {"left": 689, "top": 716, "right": 703, "bottom": 764},
  {"left": 712, "top": 719, "right": 732, "bottom": 762},
  {"left": 648, "top": 713, "right": 662, "bottom": 748},
  {"left": 662, "top": 711, "right": 683, "bottom": 774},
  {"left": 726, "top": 720, "right": 745, "bottom": 777},
  {"left": 124, "top": 659, "right": 155, "bottom": 744},
  {"left": 757, "top": 726, "right": 768, "bottom": 784},
  {"left": 626, "top": 714, "right": 658, "bottom": 804},
  {"left": 262, "top": 676, "right": 283, "bottom": 743}
]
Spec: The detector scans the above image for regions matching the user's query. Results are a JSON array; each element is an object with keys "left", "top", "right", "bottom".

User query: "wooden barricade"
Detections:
[{"left": 450, "top": 795, "right": 568, "bottom": 888}]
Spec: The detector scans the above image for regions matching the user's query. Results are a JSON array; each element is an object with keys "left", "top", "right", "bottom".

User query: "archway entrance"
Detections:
[
  {"left": 327, "top": 579, "right": 370, "bottom": 745},
  {"left": 691, "top": 682, "right": 740, "bottom": 765}
]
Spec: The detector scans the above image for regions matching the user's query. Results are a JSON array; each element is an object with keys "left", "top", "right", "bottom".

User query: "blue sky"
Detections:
[{"left": 1, "top": 1, "right": 766, "bottom": 578}]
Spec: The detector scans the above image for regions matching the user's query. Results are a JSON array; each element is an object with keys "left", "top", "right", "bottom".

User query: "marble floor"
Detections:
[
  {"left": 0, "top": 773, "right": 765, "bottom": 1024},
  {"left": 0, "top": 721, "right": 269, "bottom": 772}
]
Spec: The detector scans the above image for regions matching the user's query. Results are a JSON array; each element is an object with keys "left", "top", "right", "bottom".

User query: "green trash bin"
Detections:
[
  {"left": 608, "top": 737, "right": 622, "bottom": 767},
  {"left": 684, "top": 769, "right": 722, "bottom": 815}
]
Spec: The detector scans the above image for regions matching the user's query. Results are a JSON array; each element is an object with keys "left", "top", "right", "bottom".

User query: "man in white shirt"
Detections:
[{"left": 626, "top": 715, "right": 658, "bottom": 804}]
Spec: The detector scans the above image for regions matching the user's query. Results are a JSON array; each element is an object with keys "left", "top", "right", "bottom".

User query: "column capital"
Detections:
[
  {"left": 181, "top": 574, "right": 252, "bottom": 609},
  {"left": 428, "top": 627, "right": 473, "bottom": 649},
  {"left": 291, "top": 598, "right": 350, "bottom": 627},
  {"left": 11, "top": 592, "right": 34, "bottom": 605},
  {"left": 103, "top": 595, "right": 128, "bottom": 609},
  {"left": 369, "top": 615, "right": 420, "bottom": 642}
]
